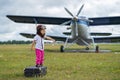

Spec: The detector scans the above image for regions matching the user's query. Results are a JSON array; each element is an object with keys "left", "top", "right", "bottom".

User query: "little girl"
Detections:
[{"left": 31, "top": 24, "right": 55, "bottom": 67}]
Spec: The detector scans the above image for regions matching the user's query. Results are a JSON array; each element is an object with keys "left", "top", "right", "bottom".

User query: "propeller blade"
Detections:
[
  {"left": 64, "top": 7, "right": 74, "bottom": 17},
  {"left": 76, "top": 4, "right": 84, "bottom": 16},
  {"left": 61, "top": 20, "right": 71, "bottom": 26},
  {"left": 75, "top": 22, "right": 78, "bottom": 36}
]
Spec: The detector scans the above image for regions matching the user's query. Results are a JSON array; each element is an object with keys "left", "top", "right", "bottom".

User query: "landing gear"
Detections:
[
  {"left": 60, "top": 45, "right": 64, "bottom": 52},
  {"left": 95, "top": 45, "right": 99, "bottom": 53},
  {"left": 60, "top": 37, "right": 79, "bottom": 52}
]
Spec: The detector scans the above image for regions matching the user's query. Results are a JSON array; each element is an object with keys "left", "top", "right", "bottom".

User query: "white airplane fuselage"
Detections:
[
  {"left": 69, "top": 17, "right": 93, "bottom": 46},
  {"left": 71, "top": 19, "right": 91, "bottom": 39}
]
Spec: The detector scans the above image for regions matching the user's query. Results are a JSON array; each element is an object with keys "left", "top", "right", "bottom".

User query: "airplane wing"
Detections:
[
  {"left": 20, "top": 33, "right": 35, "bottom": 38},
  {"left": 63, "top": 32, "right": 112, "bottom": 36},
  {"left": 93, "top": 36, "right": 120, "bottom": 43},
  {"left": 20, "top": 33, "right": 120, "bottom": 43},
  {"left": 7, "top": 15, "right": 120, "bottom": 26},
  {"left": 20, "top": 33, "right": 67, "bottom": 42},
  {"left": 7, "top": 15, "right": 71, "bottom": 25},
  {"left": 89, "top": 16, "right": 120, "bottom": 26}
]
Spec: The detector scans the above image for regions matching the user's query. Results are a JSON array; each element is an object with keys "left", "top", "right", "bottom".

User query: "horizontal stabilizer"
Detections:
[
  {"left": 63, "top": 32, "right": 71, "bottom": 35},
  {"left": 90, "top": 32, "right": 112, "bottom": 36}
]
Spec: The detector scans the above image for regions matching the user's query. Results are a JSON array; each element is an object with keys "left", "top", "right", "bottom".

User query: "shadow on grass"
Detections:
[{"left": 45, "top": 49, "right": 60, "bottom": 52}]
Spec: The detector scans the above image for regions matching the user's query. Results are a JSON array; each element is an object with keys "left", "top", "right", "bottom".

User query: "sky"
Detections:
[{"left": 0, "top": 0, "right": 120, "bottom": 41}]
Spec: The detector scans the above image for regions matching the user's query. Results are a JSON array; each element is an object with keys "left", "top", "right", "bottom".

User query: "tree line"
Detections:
[{"left": 0, "top": 40, "right": 32, "bottom": 44}]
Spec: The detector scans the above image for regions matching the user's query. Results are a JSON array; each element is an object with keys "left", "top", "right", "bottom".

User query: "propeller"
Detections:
[
  {"left": 65, "top": 4, "right": 84, "bottom": 18},
  {"left": 64, "top": 7, "right": 74, "bottom": 17},
  {"left": 64, "top": 4, "right": 85, "bottom": 37},
  {"left": 61, "top": 20, "right": 71, "bottom": 26},
  {"left": 76, "top": 4, "right": 84, "bottom": 16},
  {"left": 62, "top": 4, "right": 94, "bottom": 38}
]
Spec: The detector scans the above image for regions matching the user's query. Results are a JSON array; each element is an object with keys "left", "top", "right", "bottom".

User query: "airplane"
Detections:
[{"left": 6, "top": 4, "right": 120, "bottom": 52}]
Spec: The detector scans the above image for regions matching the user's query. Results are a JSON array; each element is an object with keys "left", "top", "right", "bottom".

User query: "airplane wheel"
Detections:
[
  {"left": 85, "top": 47, "right": 89, "bottom": 50},
  {"left": 60, "top": 45, "right": 64, "bottom": 52},
  {"left": 95, "top": 45, "right": 99, "bottom": 53}
]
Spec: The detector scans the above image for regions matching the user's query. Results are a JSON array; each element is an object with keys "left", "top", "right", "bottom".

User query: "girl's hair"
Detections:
[{"left": 36, "top": 24, "right": 46, "bottom": 38}]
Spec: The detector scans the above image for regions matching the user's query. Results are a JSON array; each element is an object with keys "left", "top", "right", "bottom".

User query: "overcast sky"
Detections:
[{"left": 0, "top": 0, "right": 120, "bottom": 41}]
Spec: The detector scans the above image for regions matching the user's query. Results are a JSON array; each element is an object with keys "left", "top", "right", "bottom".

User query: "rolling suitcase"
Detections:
[{"left": 24, "top": 66, "right": 47, "bottom": 77}]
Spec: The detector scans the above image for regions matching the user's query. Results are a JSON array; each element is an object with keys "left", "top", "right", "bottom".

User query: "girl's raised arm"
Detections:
[{"left": 45, "top": 36, "right": 55, "bottom": 42}]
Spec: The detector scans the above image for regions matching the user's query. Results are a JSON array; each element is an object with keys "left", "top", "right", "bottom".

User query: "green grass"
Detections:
[{"left": 0, "top": 44, "right": 120, "bottom": 80}]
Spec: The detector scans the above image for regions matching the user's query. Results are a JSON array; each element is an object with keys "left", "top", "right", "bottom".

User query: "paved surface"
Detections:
[{"left": 65, "top": 49, "right": 111, "bottom": 53}]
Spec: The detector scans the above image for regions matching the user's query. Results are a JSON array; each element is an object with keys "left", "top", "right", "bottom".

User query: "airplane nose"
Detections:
[{"left": 73, "top": 17, "right": 78, "bottom": 21}]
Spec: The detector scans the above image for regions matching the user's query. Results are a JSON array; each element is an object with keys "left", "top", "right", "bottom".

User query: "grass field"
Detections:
[{"left": 0, "top": 44, "right": 120, "bottom": 80}]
